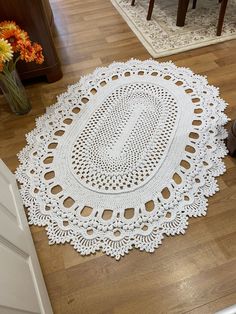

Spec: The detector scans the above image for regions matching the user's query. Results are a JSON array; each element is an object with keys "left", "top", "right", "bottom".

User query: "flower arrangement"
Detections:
[
  {"left": 0, "top": 21, "right": 44, "bottom": 114},
  {"left": 0, "top": 21, "right": 44, "bottom": 71}
]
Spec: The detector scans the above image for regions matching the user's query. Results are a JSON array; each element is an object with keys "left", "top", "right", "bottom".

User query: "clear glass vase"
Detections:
[{"left": 0, "top": 69, "right": 32, "bottom": 115}]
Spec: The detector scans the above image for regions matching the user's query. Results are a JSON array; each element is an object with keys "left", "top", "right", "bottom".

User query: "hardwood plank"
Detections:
[{"left": 186, "top": 292, "right": 236, "bottom": 314}]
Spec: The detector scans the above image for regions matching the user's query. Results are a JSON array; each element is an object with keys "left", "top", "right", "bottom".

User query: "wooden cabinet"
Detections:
[{"left": 0, "top": 0, "right": 63, "bottom": 83}]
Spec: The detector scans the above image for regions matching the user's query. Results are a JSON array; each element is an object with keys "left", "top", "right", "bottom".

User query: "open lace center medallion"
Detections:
[{"left": 16, "top": 60, "right": 229, "bottom": 259}]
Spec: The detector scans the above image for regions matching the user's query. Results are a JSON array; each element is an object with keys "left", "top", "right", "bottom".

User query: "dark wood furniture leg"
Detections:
[
  {"left": 217, "top": 0, "right": 228, "bottom": 36},
  {"left": 227, "top": 121, "right": 236, "bottom": 157},
  {"left": 192, "top": 0, "right": 197, "bottom": 9},
  {"left": 147, "top": 0, "right": 155, "bottom": 20},
  {"left": 131, "top": 0, "right": 135, "bottom": 6},
  {"left": 46, "top": 66, "right": 63, "bottom": 83},
  {"left": 176, "top": 0, "right": 190, "bottom": 26}
]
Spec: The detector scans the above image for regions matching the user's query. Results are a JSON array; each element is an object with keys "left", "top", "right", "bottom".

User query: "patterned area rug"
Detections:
[
  {"left": 16, "top": 60, "right": 229, "bottom": 259},
  {"left": 111, "top": 0, "right": 236, "bottom": 57}
]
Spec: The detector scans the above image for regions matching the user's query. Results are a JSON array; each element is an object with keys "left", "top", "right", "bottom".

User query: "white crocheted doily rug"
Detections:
[{"left": 16, "top": 59, "right": 229, "bottom": 260}]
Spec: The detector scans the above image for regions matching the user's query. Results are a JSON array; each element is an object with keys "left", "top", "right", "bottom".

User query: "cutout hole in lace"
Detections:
[
  {"left": 81, "top": 97, "right": 89, "bottom": 104},
  {"left": 161, "top": 187, "right": 170, "bottom": 199},
  {"left": 138, "top": 71, "right": 144, "bottom": 75},
  {"left": 44, "top": 171, "right": 55, "bottom": 180},
  {"left": 63, "top": 197, "right": 75, "bottom": 208},
  {"left": 87, "top": 228, "right": 93, "bottom": 235},
  {"left": 184, "top": 195, "right": 190, "bottom": 201},
  {"left": 81, "top": 206, "right": 93, "bottom": 217},
  {"left": 192, "top": 120, "right": 202, "bottom": 126},
  {"left": 142, "top": 225, "right": 148, "bottom": 231},
  {"left": 54, "top": 130, "right": 65, "bottom": 136},
  {"left": 51, "top": 185, "right": 62, "bottom": 194},
  {"left": 34, "top": 188, "right": 39, "bottom": 194},
  {"left": 72, "top": 107, "right": 80, "bottom": 114},
  {"left": 175, "top": 80, "right": 183, "bottom": 86},
  {"left": 194, "top": 108, "right": 203, "bottom": 114},
  {"left": 180, "top": 160, "right": 190, "bottom": 169},
  {"left": 63, "top": 118, "right": 73, "bottom": 125},
  {"left": 151, "top": 72, "right": 158, "bottom": 76},
  {"left": 165, "top": 212, "right": 171, "bottom": 218},
  {"left": 189, "top": 132, "right": 199, "bottom": 139},
  {"left": 90, "top": 88, "right": 97, "bottom": 94},
  {"left": 124, "top": 72, "right": 131, "bottom": 77},
  {"left": 185, "top": 88, "right": 193, "bottom": 94},
  {"left": 192, "top": 98, "right": 200, "bottom": 103},
  {"left": 101, "top": 209, "right": 112, "bottom": 220},
  {"left": 173, "top": 173, "right": 182, "bottom": 184},
  {"left": 100, "top": 81, "right": 107, "bottom": 87},
  {"left": 43, "top": 156, "right": 54, "bottom": 164},
  {"left": 63, "top": 221, "right": 69, "bottom": 227},
  {"left": 112, "top": 75, "right": 118, "bottom": 80},
  {"left": 185, "top": 145, "right": 196, "bottom": 153},
  {"left": 145, "top": 200, "right": 154, "bottom": 212},
  {"left": 48, "top": 142, "right": 58, "bottom": 149},
  {"left": 124, "top": 208, "right": 134, "bottom": 219},
  {"left": 114, "top": 230, "right": 121, "bottom": 237}
]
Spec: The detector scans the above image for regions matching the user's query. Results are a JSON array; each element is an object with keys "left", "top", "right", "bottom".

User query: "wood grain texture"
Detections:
[{"left": 0, "top": 0, "right": 236, "bottom": 313}]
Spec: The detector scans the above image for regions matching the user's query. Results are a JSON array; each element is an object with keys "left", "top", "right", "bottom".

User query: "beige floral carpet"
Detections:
[{"left": 111, "top": 0, "right": 236, "bottom": 57}]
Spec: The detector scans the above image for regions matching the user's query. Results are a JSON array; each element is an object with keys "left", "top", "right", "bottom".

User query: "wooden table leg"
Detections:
[
  {"left": 147, "top": 0, "right": 155, "bottom": 20},
  {"left": 131, "top": 0, "right": 135, "bottom": 6},
  {"left": 227, "top": 120, "right": 236, "bottom": 157},
  {"left": 176, "top": 0, "right": 190, "bottom": 26},
  {"left": 217, "top": 0, "right": 228, "bottom": 36}
]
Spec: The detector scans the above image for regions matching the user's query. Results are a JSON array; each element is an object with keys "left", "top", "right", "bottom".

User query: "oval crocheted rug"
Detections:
[{"left": 16, "top": 59, "right": 229, "bottom": 260}]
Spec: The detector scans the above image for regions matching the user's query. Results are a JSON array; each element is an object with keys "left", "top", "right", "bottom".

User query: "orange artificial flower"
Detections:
[
  {"left": 1, "top": 28, "right": 22, "bottom": 52},
  {"left": 0, "top": 20, "right": 17, "bottom": 32},
  {"left": 33, "top": 43, "right": 44, "bottom": 64},
  {"left": 19, "top": 30, "right": 29, "bottom": 43},
  {"left": 0, "top": 21, "right": 44, "bottom": 70},
  {"left": 19, "top": 40, "right": 36, "bottom": 62}
]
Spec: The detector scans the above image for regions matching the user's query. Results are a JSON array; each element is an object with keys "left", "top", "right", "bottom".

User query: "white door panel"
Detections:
[
  {"left": 0, "top": 244, "right": 41, "bottom": 313},
  {"left": 0, "top": 171, "right": 19, "bottom": 218},
  {"left": 0, "top": 160, "right": 53, "bottom": 314}
]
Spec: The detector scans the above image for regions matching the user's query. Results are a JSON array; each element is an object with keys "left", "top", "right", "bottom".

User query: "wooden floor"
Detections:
[{"left": 1, "top": 0, "right": 236, "bottom": 313}]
